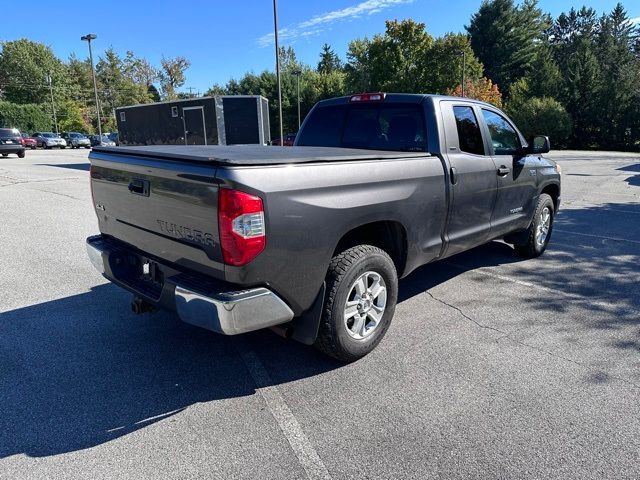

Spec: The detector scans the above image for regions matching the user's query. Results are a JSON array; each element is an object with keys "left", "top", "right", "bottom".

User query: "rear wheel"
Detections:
[
  {"left": 315, "top": 245, "right": 398, "bottom": 362},
  {"left": 2, "top": 153, "right": 7, "bottom": 157},
  {"left": 514, "top": 193, "right": 555, "bottom": 258},
  {"left": 17, "top": 150, "right": 25, "bottom": 158}
]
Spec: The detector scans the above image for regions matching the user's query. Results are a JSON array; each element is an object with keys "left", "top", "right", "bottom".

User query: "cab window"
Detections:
[
  {"left": 481, "top": 109, "right": 520, "bottom": 155},
  {"left": 297, "top": 103, "right": 426, "bottom": 152},
  {"left": 452, "top": 106, "right": 485, "bottom": 155}
]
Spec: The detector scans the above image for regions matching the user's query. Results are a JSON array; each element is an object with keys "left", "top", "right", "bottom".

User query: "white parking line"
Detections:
[
  {"left": 554, "top": 229, "right": 640, "bottom": 245},
  {"left": 240, "top": 349, "right": 332, "bottom": 480},
  {"left": 443, "top": 261, "right": 639, "bottom": 314}
]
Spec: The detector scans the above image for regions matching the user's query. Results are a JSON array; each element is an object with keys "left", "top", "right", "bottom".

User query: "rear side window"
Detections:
[
  {"left": 298, "top": 103, "right": 426, "bottom": 152},
  {"left": 481, "top": 109, "right": 520, "bottom": 155},
  {"left": 297, "top": 105, "right": 346, "bottom": 147},
  {"left": 453, "top": 106, "right": 485, "bottom": 155}
]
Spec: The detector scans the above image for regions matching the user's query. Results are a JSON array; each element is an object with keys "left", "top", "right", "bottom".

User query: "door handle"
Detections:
[
  {"left": 128, "top": 178, "right": 150, "bottom": 196},
  {"left": 497, "top": 166, "right": 511, "bottom": 176},
  {"left": 450, "top": 167, "right": 458, "bottom": 185}
]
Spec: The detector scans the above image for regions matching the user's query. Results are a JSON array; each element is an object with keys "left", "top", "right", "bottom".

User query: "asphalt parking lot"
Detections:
[{"left": 1, "top": 148, "right": 639, "bottom": 479}]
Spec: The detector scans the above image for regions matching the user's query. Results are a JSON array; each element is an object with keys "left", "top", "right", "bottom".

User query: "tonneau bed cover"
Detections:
[{"left": 92, "top": 145, "right": 429, "bottom": 166}]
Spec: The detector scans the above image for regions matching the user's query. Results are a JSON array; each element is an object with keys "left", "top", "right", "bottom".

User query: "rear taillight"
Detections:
[{"left": 218, "top": 188, "right": 266, "bottom": 266}]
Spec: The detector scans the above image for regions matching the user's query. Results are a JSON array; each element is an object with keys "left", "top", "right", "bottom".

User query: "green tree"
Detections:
[
  {"left": 425, "top": 33, "right": 484, "bottom": 94},
  {"left": 466, "top": 0, "right": 546, "bottom": 93},
  {"left": 346, "top": 19, "right": 434, "bottom": 92},
  {"left": 96, "top": 48, "right": 150, "bottom": 125},
  {"left": 66, "top": 54, "right": 93, "bottom": 105},
  {"left": 58, "top": 100, "right": 90, "bottom": 132},
  {"left": 592, "top": 4, "right": 639, "bottom": 148},
  {"left": 0, "top": 39, "right": 67, "bottom": 105},
  {"left": 317, "top": 44, "right": 342, "bottom": 74},
  {"left": 525, "top": 45, "right": 562, "bottom": 99},
  {"left": 344, "top": 38, "right": 373, "bottom": 92},
  {"left": 159, "top": 56, "right": 191, "bottom": 99},
  {"left": 505, "top": 79, "right": 571, "bottom": 145}
]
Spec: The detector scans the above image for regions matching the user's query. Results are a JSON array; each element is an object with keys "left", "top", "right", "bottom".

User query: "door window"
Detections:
[
  {"left": 481, "top": 109, "right": 520, "bottom": 155},
  {"left": 453, "top": 106, "right": 485, "bottom": 155}
]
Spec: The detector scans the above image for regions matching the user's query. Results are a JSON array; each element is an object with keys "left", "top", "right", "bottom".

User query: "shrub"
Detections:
[
  {"left": 0, "top": 101, "right": 51, "bottom": 132},
  {"left": 506, "top": 96, "right": 572, "bottom": 147}
]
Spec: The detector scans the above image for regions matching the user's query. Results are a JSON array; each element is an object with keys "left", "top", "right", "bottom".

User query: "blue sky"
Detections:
[{"left": 2, "top": 0, "right": 638, "bottom": 94}]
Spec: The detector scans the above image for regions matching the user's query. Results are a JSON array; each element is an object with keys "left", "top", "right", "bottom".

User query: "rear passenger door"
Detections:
[
  {"left": 480, "top": 108, "right": 538, "bottom": 237},
  {"left": 441, "top": 102, "right": 497, "bottom": 257}
]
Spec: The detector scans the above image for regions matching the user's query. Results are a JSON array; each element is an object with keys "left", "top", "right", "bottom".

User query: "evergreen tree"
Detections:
[
  {"left": 317, "top": 44, "right": 342, "bottom": 74},
  {"left": 466, "top": 0, "right": 546, "bottom": 93}
]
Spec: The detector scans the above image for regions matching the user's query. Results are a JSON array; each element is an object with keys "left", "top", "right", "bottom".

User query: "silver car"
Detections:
[
  {"left": 33, "top": 132, "right": 67, "bottom": 149},
  {"left": 64, "top": 132, "right": 91, "bottom": 149}
]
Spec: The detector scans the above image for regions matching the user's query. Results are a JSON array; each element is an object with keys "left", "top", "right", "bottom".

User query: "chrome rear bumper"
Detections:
[{"left": 86, "top": 235, "right": 294, "bottom": 335}]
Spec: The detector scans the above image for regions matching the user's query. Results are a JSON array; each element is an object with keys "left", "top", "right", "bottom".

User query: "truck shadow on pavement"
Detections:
[
  {"left": 38, "top": 163, "right": 90, "bottom": 171},
  {"left": 616, "top": 163, "right": 640, "bottom": 187},
  {"left": 1, "top": 203, "right": 639, "bottom": 458},
  {"left": 0, "top": 284, "right": 340, "bottom": 459}
]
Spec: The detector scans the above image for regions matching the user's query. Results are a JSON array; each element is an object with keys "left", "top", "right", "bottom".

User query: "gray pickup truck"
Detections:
[{"left": 86, "top": 93, "right": 561, "bottom": 361}]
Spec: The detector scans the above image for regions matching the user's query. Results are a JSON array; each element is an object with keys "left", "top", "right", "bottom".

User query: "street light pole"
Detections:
[
  {"left": 272, "top": 0, "right": 284, "bottom": 143},
  {"left": 460, "top": 50, "right": 467, "bottom": 98},
  {"left": 81, "top": 34, "right": 102, "bottom": 141},
  {"left": 47, "top": 72, "right": 58, "bottom": 134},
  {"left": 292, "top": 69, "right": 301, "bottom": 129}
]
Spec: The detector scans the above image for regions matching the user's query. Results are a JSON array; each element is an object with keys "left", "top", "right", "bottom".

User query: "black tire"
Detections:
[
  {"left": 17, "top": 150, "right": 25, "bottom": 158},
  {"left": 1, "top": 153, "right": 7, "bottom": 157},
  {"left": 514, "top": 193, "right": 555, "bottom": 258},
  {"left": 315, "top": 245, "right": 398, "bottom": 362}
]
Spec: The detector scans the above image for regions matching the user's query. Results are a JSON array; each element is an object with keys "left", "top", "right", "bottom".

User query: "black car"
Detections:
[
  {"left": 0, "top": 128, "right": 26, "bottom": 158},
  {"left": 107, "top": 132, "right": 119, "bottom": 145},
  {"left": 88, "top": 134, "right": 116, "bottom": 147}
]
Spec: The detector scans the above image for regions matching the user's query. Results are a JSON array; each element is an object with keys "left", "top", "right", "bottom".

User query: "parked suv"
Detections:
[{"left": 0, "top": 128, "right": 26, "bottom": 158}]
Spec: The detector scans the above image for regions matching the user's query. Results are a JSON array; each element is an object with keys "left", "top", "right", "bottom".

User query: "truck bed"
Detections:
[{"left": 92, "top": 145, "right": 430, "bottom": 166}]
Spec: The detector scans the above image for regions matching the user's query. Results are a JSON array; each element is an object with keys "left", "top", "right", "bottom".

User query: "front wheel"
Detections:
[
  {"left": 18, "top": 150, "right": 25, "bottom": 158},
  {"left": 513, "top": 193, "right": 555, "bottom": 258},
  {"left": 315, "top": 245, "right": 398, "bottom": 362}
]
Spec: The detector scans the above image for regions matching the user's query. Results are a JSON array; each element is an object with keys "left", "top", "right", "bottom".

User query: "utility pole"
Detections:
[
  {"left": 459, "top": 50, "right": 467, "bottom": 97},
  {"left": 187, "top": 86, "right": 196, "bottom": 97},
  {"left": 47, "top": 72, "right": 58, "bottom": 134},
  {"left": 273, "top": 0, "right": 284, "bottom": 143},
  {"left": 292, "top": 70, "right": 302, "bottom": 130},
  {"left": 81, "top": 34, "right": 102, "bottom": 141}
]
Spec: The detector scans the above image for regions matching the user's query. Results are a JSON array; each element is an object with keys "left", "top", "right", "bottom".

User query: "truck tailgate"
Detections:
[{"left": 89, "top": 149, "right": 224, "bottom": 279}]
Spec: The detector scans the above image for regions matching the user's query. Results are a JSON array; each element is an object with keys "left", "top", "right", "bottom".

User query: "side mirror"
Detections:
[{"left": 527, "top": 135, "right": 550, "bottom": 154}]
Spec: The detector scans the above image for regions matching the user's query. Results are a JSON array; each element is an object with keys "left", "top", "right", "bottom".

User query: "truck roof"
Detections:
[
  {"left": 315, "top": 93, "right": 497, "bottom": 109},
  {"left": 92, "top": 145, "right": 429, "bottom": 166}
]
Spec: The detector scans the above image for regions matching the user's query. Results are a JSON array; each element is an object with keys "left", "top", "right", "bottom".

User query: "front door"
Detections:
[
  {"left": 479, "top": 108, "right": 538, "bottom": 237},
  {"left": 183, "top": 107, "right": 207, "bottom": 145},
  {"left": 441, "top": 102, "right": 497, "bottom": 257}
]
